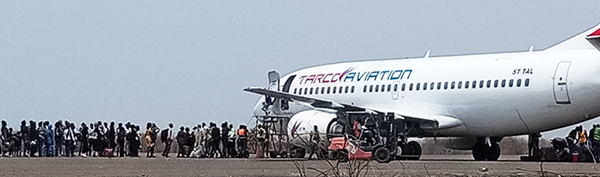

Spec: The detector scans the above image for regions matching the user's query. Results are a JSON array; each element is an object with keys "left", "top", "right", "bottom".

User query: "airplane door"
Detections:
[
  {"left": 392, "top": 81, "right": 399, "bottom": 100},
  {"left": 553, "top": 61, "right": 571, "bottom": 104}
]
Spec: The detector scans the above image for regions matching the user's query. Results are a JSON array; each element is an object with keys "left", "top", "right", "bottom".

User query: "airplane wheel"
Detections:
[
  {"left": 486, "top": 143, "right": 501, "bottom": 161},
  {"left": 337, "top": 150, "right": 349, "bottom": 162},
  {"left": 472, "top": 142, "right": 487, "bottom": 161},
  {"left": 291, "top": 148, "right": 305, "bottom": 158},
  {"left": 374, "top": 147, "right": 392, "bottom": 163},
  {"left": 396, "top": 143, "right": 409, "bottom": 160},
  {"left": 407, "top": 141, "right": 422, "bottom": 160}
]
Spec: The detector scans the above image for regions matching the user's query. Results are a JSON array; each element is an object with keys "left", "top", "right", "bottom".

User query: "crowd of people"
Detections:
[{"left": 0, "top": 119, "right": 252, "bottom": 159}]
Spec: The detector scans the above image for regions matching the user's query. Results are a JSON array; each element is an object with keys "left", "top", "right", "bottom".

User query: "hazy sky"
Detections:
[{"left": 0, "top": 1, "right": 598, "bottom": 139}]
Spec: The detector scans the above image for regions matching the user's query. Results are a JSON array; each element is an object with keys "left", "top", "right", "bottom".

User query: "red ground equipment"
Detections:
[{"left": 327, "top": 112, "right": 406, "bottom": 163}]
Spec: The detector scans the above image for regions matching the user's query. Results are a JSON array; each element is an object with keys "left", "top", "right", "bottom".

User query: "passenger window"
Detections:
[
  {"left": 351, "top": 86, "right": 355, "bottom": 93},
  {"left": 416, "top": 83, "right": 420, "bottom": 91},
  {"left": 304, "top": 88, "right": 308, "bottom": 95},
  {"left": 486, "top": 80, "right": 491, "bottom": 88},
  {"left": 375, "top": 85, "right": 379, "bottom": 92},
  {"left": 315, "top": 87, "right": 319, "bottom": 94},
  {"left": 493, "top": 80, "right": 498, "bottom": 88},
  {"left": 369, "top": 85, "right": 373, "bottom": 92},
  {"left": 472, "top": 80, "right": 476, "bottom": 88},
  {"left": 430, "top": 82, "right": 435, "bottom": 90},
  {"left": 525, "top": 78, "right": 530, "bottom": 87},
  {"left": 298, "top": 88, "right": 302, "bottom": 95},
  {"left": 501, "top": 79, "right": 506, "bottom": 87},
  {"left": 327, "top": 87, "right": 331, "bottom": 94},
  {"left": 339, "top": 86, "right": 343, "bottom": 93},
  {"left": 479, "top": 80, "right": 484, "bottom": 88},
  {"left": 517, "top": 79, "right": 522, "bottom": 87},
  {"left": 458, "top": 81, "right": 462, "bottom": 89},
  {"left": 333, "top": 87, "right": 337, "bottom": 94},
  {"left": 345, "top": 86, "right": 349, "bottom": 93},
  {"left": 450, "top": 82, "right": 455, "bottom": 89},
  {"left": 394, "top": 84, "right": 398, "bottom": 91},
  {"left": 387, "top": 84, "right": 391, "bottom": 92},
  {"left": 321, "top": 87, "right": 325, "bottom": 94},
  {"left": 402, "top": 83, "right": 406, "bottom": 91},
  {"left": 465, "top": 81, "right": 469, "bottom": 89},
  {"left": 294, "top": 88, "right": 297, "bottom": 94},
  {"left": 437, "top": 82, "right": 441, "bottom": 90},
  {"left": 509, "top": 79, "right": 514, "bottom": 87},
  {"left": 444, "top": 82, "right": 448, "bottom": 90},
  {"left": 409, "top": 83, "right": 413, "bottom": 91},
  {"left": 310, "top": 88, "right": 313, "bottom": 94},
  {"left": 423, "top": 83, "right": 428, "bottom": 90}
]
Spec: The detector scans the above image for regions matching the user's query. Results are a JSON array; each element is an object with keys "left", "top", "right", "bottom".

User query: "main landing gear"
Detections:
[{"left": 472, "top": 137, "right": 502, "bottom": 161}]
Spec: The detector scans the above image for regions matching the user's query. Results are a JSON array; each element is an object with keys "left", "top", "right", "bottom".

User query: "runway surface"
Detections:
[{"left": 1, "top": 155, "right": 599, "bottom": 176}]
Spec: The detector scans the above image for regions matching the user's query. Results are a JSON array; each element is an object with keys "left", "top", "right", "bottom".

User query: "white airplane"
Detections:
[{"left": 245, "top": 23, "right": 600, "bottom": 161}]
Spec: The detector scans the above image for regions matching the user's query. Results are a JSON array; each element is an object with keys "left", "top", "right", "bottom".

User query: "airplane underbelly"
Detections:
[{"left": 453, "top": 105, "right": 529, "bottom": 137}]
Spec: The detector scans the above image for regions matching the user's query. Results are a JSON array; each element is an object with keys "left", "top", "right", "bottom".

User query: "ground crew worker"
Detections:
[
  {"left": 256, "top": 124, "right": 266, "bottom": 158},
  {"left": 590, "top": 124, "right": 600, "bottom": 160},
  {"left": 308, "top": 125, "right": 321, "bottom": 160},
  {"left": 228, "top": 124, "right": 236, "bottom": 158},
  {"left": 237, "top": 124, "right": 248, "bottom": 158},
  {"left": 528, "top": 132, "right": 541, "bottom": 157},
  {"left": 579, "top": 126, "right": 588, "bottom": 146}
]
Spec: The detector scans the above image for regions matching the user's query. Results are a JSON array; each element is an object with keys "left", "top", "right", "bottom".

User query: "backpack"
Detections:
[{"left": 160, "top": 129, "right": 169, "bottom": 142}]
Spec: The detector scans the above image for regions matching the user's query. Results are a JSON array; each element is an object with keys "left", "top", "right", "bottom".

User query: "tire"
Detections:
[
  {"left": 373, "top": 147, "right": 392, "bottom": 163},
  {"left": 328, "top": 150, "right": 337, "bottom": 160},
  {"left": 486, "top": 143, "right": 501, "bottom": 161},
  {"left": 407, "top": 141, "right": 422, "bottom": 160},
  {"left": 293, "top": 148, "right": 305, "bottom": 158},
  {"left": 337, "top": 150, "right": 349, "bottom": 162},
  {"left": 396, "top": 143, "right": 409, "bottom": 160},
  {"left": 472, "top": 142, "right": 487, "bottom": 161}
]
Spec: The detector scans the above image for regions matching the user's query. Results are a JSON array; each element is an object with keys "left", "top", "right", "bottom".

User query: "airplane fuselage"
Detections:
[{"left": 274, "top": 49, "right": 600, "bottom": 137}]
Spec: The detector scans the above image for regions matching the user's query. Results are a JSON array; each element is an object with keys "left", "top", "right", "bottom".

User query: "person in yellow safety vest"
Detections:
[
  {"left": 578, "top": 125, "right": 588, "bottom": 146},
  {"left": 590, "top": 124, "right": 600, "bottom": 161}
]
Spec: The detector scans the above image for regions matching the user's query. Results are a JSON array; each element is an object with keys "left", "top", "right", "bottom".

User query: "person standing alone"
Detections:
[{"left": 162, "top": 123, "right": 174, "bottom": 157}]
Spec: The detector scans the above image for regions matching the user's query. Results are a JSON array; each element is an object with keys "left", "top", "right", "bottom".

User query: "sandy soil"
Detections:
[{"left": 0, "top": 155, "right": 599, "bottom": 177}]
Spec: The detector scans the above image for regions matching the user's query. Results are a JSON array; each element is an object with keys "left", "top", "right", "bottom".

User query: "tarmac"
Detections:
[{"left": 1, "top": 154, "right": 599, "bottom": 177}]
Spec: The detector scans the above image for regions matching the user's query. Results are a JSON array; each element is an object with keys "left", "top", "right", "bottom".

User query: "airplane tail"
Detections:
[{"left": 545, "top": 23, "right": 600, "bottom": 51}]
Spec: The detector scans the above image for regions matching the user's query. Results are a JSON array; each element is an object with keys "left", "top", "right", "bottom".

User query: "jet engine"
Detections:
[{"left": 433, "top": 137, "right": 478, "bottom": 150}]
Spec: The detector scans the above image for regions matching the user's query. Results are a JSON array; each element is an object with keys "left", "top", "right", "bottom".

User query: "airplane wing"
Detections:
[{"left": 243, "top": 87, "right": 460, "bottom": 130}]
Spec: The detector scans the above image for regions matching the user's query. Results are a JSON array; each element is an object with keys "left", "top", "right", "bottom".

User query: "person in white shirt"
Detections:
[
  {"left": 63, "top": 123, "right": 77, "bottom": 157},
  {"left": 162, "top": 123, "right": 174, "bottom": 157}
]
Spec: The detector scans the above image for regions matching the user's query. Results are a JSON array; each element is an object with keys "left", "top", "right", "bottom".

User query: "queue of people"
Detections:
[
  {"left": 167, "top": 121, "right": 250, "bottom": 158},
  {"left": 0, "top": 119, "right": 250, "bottom": 159}
]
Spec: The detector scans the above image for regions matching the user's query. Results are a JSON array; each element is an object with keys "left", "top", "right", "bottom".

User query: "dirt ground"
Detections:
[{"left": 1, "top": 155, "right": 599, "bottom": 177}]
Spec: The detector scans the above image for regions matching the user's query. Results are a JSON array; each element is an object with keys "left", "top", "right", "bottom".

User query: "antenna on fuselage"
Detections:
[
  {"left": 528, "top": 45, "right": 534, "bottom": 52},
  {"left": 424, "top": 49, "right": 431, "bottom": 58}
]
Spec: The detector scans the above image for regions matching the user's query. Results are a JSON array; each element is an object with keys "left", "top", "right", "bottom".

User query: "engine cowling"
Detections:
[
  {"left": 432, "top": 137, "right": 478, "bottom": 150},
  {"left": 288, "top": 110, "right": 336, "bottom": 137}
]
